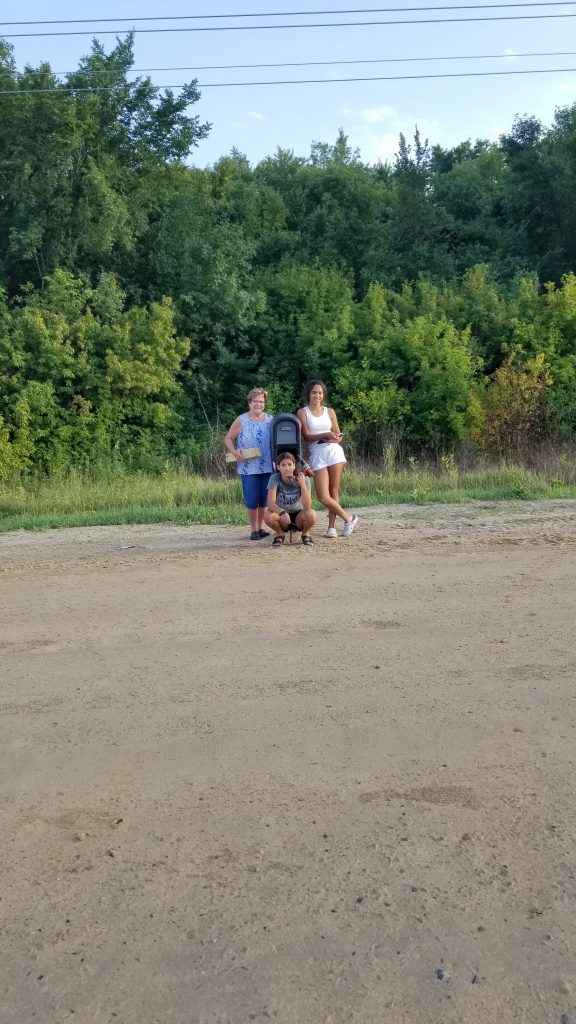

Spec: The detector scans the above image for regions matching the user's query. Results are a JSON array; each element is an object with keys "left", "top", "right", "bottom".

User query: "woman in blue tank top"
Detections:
[{"left": 225, "top": 387, "right": 273, "bottom": 540}]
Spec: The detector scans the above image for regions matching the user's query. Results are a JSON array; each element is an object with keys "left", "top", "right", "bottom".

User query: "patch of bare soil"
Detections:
[{"left": 1, "top": 502, "right": 575, "bottom": 1024}]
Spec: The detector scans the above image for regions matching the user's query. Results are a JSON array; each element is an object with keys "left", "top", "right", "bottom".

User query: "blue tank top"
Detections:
[{"left": 236, "top": 413, "right": 273, "bottom": 476}]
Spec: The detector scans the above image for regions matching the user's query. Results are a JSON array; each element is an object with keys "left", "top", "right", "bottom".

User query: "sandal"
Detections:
[
  {"left": 272, "top": 535, "right": 285, "bottom": 546},
  {"left": 301, "top": 535, "right": 314, "bottom": 546}
]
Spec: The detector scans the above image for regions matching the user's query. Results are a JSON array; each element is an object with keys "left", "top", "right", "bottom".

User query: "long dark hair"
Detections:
[{"left": 303, "top": 379, "right": 327, "bottom": 404}]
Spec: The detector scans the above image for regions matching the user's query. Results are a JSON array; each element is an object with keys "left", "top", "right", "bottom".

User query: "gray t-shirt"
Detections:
[{"left": 268, "top": 472, "right": 303, "bottom": 512}]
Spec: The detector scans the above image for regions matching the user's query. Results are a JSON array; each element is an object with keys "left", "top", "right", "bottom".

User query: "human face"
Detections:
[
  {"left": 278, "top": 458, "right": 296, "bottom": 481},
  {"left": 248, "top": 394, "right": 266, "bottom": 416},
  {"left": 309, "top": 384, "right": 324, "bottom": 405}
]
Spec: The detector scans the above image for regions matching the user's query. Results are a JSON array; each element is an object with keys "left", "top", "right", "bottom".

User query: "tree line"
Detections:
[{"left": 2, "top": 34, "right": 576, "bottom": 478}]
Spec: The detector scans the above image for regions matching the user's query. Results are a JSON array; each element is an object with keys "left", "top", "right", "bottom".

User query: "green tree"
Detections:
[
  {"left": 253, "top": 263, "right": 355, "bottom": 406},
  {"left": 255, "top": 134, "right": 394, "bottom": 294},
  {"left": 430, "top": 141, "right": 508, "bottom": 275},
  {"left": 498, "top": 114, "right": 567, "bottom": 281},
  {"left": 0, "top": 36, "right": 210, "bottom": 292},
  {"left": 472, "top": 354, "right": 551, "bottom": 458},
  {"left": 345, "top": 282, "right": 480, "bottom": 452},
  {"left": 0, "top": 272, "right": 189, "bottom": 474}
]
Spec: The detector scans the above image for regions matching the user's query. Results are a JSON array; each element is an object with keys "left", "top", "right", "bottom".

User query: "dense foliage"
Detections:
[{"left": 3, "top": 35, "right": 576, "bottom": 477}]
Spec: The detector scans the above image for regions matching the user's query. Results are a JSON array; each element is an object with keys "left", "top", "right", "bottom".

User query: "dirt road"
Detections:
[{"left": 1, "top": 501, "right": 575, "bottom": 1024}]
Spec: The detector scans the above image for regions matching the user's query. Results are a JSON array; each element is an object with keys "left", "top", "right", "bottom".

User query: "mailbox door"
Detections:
[{"left": 270, "top": 413, "right": 302, "bottom": 465}]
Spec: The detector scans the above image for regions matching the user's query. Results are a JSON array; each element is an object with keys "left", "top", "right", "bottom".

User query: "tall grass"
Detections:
[{"left": 1, "top": 462, "right": 576, "bottom": 534}]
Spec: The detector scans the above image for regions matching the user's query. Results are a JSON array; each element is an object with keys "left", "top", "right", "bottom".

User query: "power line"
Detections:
[
  {"left": 203, "top": 64, "right": 576, "bottom": 84},
  {"left": 2, "top": 65, "right": 576, "bottom": 94},
  {"left": 1, "top": 2, "right": 576, "bottom": 27},
  {"left": 1, "top": 11, "right": 576, "bottom": 38},
  {"left": 39, "top": 50, "right": 576, "bottom": 76},
  {"left": 5, "top": 46, "right": 575, "bottom": 80}
]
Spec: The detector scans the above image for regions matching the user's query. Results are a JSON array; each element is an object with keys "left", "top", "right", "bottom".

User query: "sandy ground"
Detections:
[{"left": 1, "top": 500, "right": 576, "bottom": 1024}]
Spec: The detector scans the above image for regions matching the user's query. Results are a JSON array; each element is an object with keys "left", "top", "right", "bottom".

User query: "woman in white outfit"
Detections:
[{"left": 297, "top": 380, "right": 359, "bottom": 538}]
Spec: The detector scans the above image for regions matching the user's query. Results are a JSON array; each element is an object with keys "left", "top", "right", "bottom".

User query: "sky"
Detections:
[{"left": 3, "top": 0, "right": 576, "bottom": 167}]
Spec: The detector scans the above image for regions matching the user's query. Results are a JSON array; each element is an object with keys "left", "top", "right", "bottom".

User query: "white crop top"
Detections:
[{"left": 305, "top": 405, "right": 332, "bottom": 444}]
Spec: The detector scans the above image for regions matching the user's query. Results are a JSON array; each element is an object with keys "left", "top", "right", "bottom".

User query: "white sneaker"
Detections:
[
  {"left": 324, "top": 527, "right": 338, "bottom": 539},
  {"left": 342, "top": 514, "right": 359, "bottom": 538}
]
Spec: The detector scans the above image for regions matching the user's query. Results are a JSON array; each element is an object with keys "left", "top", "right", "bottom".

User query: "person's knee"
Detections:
[
  {"left": 314, "top": 487, "right": 331, "bottom": 504},
  {"left": 264, "top": 509, "right": 278, "bottom": 525},
  {"left": 302, "top": 509, "right": 317, "bottom": 527},
  {"left": 241, "top": 476, "right": 260, "bottom": 510}
]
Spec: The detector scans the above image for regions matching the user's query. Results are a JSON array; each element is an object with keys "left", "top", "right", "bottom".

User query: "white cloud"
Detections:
[
  {"left": 336, "top": 103, "right": 443, "bottom": 163},
  {"left": 363, "top": 132, "right": 402, "bottom": 162},
  {"left": 361, "top": 105, "right": 398, "bottom": 124},
  {"left": 248, "top": 111, "right": 266, "bottom": 121},
  {"left": 356, "top": 121, "right": 440, "bottom": 164},
  {"left": 558, "top": 81, "right": 576, "bottom": 95},
  {"left": 503, "top": 49, "right": 518, "bottom": 61}
]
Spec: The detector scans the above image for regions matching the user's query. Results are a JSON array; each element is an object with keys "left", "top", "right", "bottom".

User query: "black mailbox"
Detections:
[{"left": 270, "top": 413, "right": 302, "bottom": 468}]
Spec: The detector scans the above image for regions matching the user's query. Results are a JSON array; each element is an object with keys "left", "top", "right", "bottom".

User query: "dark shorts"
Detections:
[
  {"left": 241, "top": 472, "right": 270, "bottom": 510},
  {"left": 280, "top": 510, "right": 303, "bottom": 531}
]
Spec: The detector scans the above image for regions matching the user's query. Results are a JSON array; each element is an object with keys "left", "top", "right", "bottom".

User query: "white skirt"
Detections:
[{"left": 308, "top": 441, "right": 347, "bottom": 471}]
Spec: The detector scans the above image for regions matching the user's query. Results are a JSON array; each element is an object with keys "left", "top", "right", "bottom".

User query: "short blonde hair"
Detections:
[{"left": 247, "top": 387, "right": 268, "bottom": 403}]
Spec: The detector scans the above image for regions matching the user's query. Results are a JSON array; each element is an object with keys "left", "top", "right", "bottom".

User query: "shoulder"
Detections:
[
  {"left": 268, "top": 472, "right": 280, "bottom": 486},
  {"left": 226, "top": 414, "right": 242, "bottom": 432}
]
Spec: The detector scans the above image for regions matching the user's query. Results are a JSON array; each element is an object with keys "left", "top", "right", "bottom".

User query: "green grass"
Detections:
[{"left": 1, "top": 464, "right": 576, "bottom": 534}]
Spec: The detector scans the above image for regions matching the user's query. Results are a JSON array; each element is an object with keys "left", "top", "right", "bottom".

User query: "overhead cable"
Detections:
[
  {"left": 35, "top": 50, "right": 576, "bottom": 76},
  {"left": 2, "top": 2, "right": 576, "bottom": 27},
  {"left": 1, "top": 11, "right": 576, "bottom": 38},
  {"left": 2, "top": 65, "right": 576, "bottom": 94}
]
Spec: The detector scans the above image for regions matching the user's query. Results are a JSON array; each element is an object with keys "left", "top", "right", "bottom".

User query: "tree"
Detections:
[
  {"left": 384, "top": 129, "right": 454, "bottom": 283},
  {"left": 471, "top": 355, "right": 551, "bottom": 459},
  {"left": 0, "top": 272, "right": 189, "bottom": 475},
  {"left": 0, "top": 36, "right": 210, "bottom": 292},
  {"left": 335, "top": 282, "right": 481, "bottom": 454},
  {"left": 498, "top": 115, "right": 566, "bottom": 281},
  {"left": 253, "top": 263, "right": 355, "bottom": 405},
  {"left": 430, "top": 141, "right": 508, "bottom": 275}
]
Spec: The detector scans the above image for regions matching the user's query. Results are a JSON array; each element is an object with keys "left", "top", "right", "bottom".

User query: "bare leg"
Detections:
[
  {"left": 257, "top": 507, "right": 267, "bottom": 531},
  {"left": 264, "top": 509, "right": 286, "bottom": 537},
  {"left": 313, "top": 467, "right": 352, "bottom": 525},
  {"left": 327, "top": 462, "right": 347, "bottom": 528},
  {"left": 295, "top": 508, "right": 317, "bottom": 537}
]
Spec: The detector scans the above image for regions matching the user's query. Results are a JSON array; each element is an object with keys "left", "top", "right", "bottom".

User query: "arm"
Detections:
[
  {"left": 224, "top": 417, "right": 244, "bottom": 462},
  {"left": 266, "top": 483, "right": 285, "bottom": 516},
  {"left": 297, "top": 472, "right": 312, "bottom": 510},
  {"left": 267, "top": 481, "right": 293, "bottom": 530},
  {"left": 297, "top": 407, "right": 338, "bottom": 444},
  {"left": 327, "top": 408, "right": 343, "bottom": 440}
]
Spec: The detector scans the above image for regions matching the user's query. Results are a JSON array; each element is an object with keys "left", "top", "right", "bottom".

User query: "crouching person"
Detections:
[{"left": 264, "top": 451, "right": 317, "bottom": 547}]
